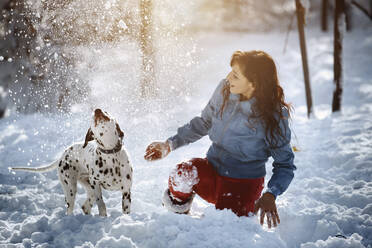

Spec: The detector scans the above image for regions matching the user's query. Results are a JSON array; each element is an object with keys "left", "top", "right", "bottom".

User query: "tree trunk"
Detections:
[
  {"left": 295, "top": 0, "right": 313, "bottom": 118},
  {"left": 139, "top": 0, "right": 156, "bottom": 98},
  {"left": 321, "top": 0, "right": 328, "bottom": 31},
  {"left": 332, "top": 0, "right": 345, "bottom": 113}
]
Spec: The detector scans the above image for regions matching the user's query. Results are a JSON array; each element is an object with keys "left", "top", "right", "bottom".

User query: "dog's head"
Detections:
[{"left": 83, "top": 109, "right": 124, "bottom": 149}]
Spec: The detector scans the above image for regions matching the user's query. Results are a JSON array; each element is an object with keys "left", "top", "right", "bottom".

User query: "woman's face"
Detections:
[{"left": 227, "top": 63, "right": 255, "bottom": 100}]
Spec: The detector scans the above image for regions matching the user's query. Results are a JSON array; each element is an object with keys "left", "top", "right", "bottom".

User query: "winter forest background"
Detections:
[
  {"left": 2, "top": 0, "right": 363, "bottom": 116},
  {"left": 1, "top": 0, "right": 372, "bottom": 247}
]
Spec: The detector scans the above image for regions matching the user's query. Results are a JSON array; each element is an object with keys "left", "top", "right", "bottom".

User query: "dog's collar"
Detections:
[{"left": 97, "top": 142, "right": 122, "bottom": 154}]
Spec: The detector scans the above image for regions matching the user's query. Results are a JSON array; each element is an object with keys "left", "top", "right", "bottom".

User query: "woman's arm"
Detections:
[
  {"left": 254, "top": 108, "right": 296, "bottom": 228},
  {"left": 144, "top": 79, "right": 226, "bottom": 161},
  {"left": 167, "top": 79, "right": 226, "bottom": 151},
  {"left": 264, "top": 108, "right": 297, "bottom": 199},
  {"left": 265, "top": 142, "right": 296, "bottom": 198}
]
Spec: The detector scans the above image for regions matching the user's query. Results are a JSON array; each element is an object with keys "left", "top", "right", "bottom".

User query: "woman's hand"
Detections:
[
  {"left": 253, "top": 192, "right": 280, "bottom": 229},
  {"left": 144, "top": 141, "right": 171, "bottom": 161}
]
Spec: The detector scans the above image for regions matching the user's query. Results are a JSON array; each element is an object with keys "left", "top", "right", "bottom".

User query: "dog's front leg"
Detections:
[
  {"left": 60, "top": 175, "right": 77, "bottom": 215},
  {"left": 121, "top": 179, "right": 132, "bottom": 214},
  {"left": 122, "top": 190, "right": 131, "bottom": 214},
  {"left": 80, "top": 178, "right": 95, "bottom": 215},
  {"left": 91, "top": 180, "right": 107, "bottom": 217}
]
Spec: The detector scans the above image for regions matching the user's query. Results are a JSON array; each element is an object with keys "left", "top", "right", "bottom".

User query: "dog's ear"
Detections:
[
  {"left": 116, "top": 123, "right": 124, "bottom": 138},
  {"left": 83, "top": 128, "right": 94, "bottom": 148}
]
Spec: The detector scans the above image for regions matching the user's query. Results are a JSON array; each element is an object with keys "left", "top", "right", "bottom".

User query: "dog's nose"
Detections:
[{"left": 95, "top": 109, "right": 102, "bottom": 115}]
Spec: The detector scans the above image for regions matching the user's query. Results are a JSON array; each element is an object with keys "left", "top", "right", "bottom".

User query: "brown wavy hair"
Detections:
[{"left": 219, "top": 50, "right": 293, "bottom": 148}]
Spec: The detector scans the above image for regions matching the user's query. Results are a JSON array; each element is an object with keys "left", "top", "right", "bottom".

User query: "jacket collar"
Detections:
[{"left": 230, "top": 93, "right": 256, "bottom": 115}]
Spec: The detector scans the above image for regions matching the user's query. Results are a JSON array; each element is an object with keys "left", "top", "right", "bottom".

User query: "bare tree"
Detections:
[
  {"left": 332, "top": 0, "right": 345, "bottom": 112},
  {"left": 295, "top": 0, "right": 313, "bottom": 118},
  {"left": 322, "top": 0, "right": 328, "bottom": 31},
  {"left": 0, "top": 0, "right": 37, "bottom": 114},
  {"left": 139, "top": 0, "right": 156, "bottom": 98}
]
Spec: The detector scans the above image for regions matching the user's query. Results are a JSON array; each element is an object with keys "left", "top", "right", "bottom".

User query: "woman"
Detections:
[{"left": 144, "top": 50, "right": 296, "bottom": 228}]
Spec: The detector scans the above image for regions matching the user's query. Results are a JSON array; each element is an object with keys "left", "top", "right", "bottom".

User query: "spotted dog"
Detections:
[{"left": 12, "top": 109, "right": 133, "bottom": 216}]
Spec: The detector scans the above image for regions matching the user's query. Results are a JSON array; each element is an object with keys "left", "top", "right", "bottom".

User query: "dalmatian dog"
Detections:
[{"left": 12, "top": 109, "right": 133, "bottom": 217}]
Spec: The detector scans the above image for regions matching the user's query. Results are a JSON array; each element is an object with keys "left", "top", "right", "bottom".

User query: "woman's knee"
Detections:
[{"left": 169, "top": 159, "right": 201, "bottom": 194}]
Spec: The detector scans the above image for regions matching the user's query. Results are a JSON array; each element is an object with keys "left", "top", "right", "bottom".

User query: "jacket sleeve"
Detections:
[
  {"left": 264, "top": 108, "right": 297, "bottom": 199},
  {"left": 167, "top": 79, "right": 226, "bottom": 150}
]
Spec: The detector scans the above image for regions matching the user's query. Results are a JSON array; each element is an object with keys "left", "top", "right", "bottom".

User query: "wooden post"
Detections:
[
  {"left": 321, "top": 0, "right": 328, "bottom": 31},
  {"left": 139, "top": 0, "right": 155, "bottom": 98},
  {"left": 332, "top": 0, "right": 345, "bottom": 112},
  {"left": 295, "top": 0, "right": 313, "bottom": 118},
  {"left": 345, "top": 1, "right": 352, "bottom": 31}
]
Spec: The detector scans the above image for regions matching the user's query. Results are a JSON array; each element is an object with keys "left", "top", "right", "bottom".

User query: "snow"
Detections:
[
  {"left": 1, "top": 27, "right": 372, "bottom": 247},
  {"left": 118, "top": 20, "right": 129, "bottom": 30},
  {"left": 301, "top": 233, "right": 366, "bottom": 248}
]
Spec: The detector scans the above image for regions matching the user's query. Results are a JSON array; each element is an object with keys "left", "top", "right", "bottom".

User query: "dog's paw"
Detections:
[
  {"left": 122, "top": 209, "right": 130, "bottom": 214},
  {"left": 122, "top": 203, "right": 130, "bottom": 214},
  {"left": 81, "top": 205, "right": 91, "bottom": 215},
  {"left": 98, "top": 211, "right": 107, "bottom": 217}
]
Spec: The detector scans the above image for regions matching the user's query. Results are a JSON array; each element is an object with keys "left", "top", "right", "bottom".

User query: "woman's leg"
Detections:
[
  {"left": 215, "top": 176, "right": 264, "bottom": 217},
  {"left": 163, "top": 157, "right": 264, "bottom": 217},
  {"left": 163, "top": 158, "right": 218, "bottom": 213}
]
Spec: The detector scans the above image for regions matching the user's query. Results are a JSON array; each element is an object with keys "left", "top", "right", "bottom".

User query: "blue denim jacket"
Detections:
[{"left": 167, "top": 79, "right": 297, "bottom": 198}]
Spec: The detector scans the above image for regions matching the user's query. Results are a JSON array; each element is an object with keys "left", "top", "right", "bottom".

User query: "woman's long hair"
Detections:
[{"left": 219, "top": 50, "right": 293, "bottom": 148}]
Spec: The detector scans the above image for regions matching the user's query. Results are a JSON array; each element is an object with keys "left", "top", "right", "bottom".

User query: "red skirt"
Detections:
[{"left": 169, "top": 158, "right": 264, "bottom": 217}]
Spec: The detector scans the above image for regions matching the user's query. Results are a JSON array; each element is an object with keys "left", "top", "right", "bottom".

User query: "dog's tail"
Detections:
[{"left": 11, "top": 160, "right": 59, "bottom": 173}]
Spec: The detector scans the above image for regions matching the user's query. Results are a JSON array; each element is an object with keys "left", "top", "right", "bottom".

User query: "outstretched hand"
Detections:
[
  {"left": 144, "top": 141, "right": 171, "bottom": 161},
  {"left": 254, "top": 192, "right": 280, "bottom": 229}
]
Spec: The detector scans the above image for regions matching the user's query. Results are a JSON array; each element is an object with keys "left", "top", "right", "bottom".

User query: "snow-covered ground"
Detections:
[{"left": 1, "top": 26, "right": 372, "bottom": 248}]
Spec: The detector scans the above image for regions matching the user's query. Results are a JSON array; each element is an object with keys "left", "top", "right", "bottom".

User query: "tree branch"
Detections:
[{"left": 351, "top": 0, "right": 372, "bottom": 20}]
